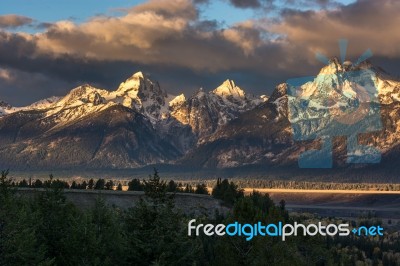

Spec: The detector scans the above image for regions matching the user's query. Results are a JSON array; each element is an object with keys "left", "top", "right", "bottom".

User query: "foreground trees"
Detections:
[{"left": 0, "top": 170, "right": 399, "bottom": 265}]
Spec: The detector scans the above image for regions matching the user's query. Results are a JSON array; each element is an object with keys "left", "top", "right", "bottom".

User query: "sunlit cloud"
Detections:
[
  {"left": 0, "top": 68, "right": 13, "bottom": 81},
  {"left": 0, "top": 0, "right": 399, "bottom": 106},
  {"left": 0, "top": 14, "right": 33, "bottom": 28}
]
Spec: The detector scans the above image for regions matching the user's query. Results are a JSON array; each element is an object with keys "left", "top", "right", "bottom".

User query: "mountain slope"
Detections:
[
  {"left": 180, "top": 59, "right": 400, "bottom": 170},
  {"left": 0, "top": 105, "right": 181, "bottom": 170},
  {"left": 2, "top": 61, "right": 400, "bottom": 174},
  {"left": 169, "top": 79, "right": 260, "bottom": 140},
  {"left": 0, "top": 73, "right": 261, "bottom": 170}
]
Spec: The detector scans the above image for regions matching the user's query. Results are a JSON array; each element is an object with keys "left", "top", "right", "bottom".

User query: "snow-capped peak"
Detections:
[
  {"left": 133, "top": 71, "right": 144, "bottom": 78},
  {"left": 318, "top": 57, "right": 376, "bottom": 76},
  {"left": 0, "top": 100, "right": 12, "bottom": 110},
  {"left": 26, "top": 96, "right": 61, "bottom": 110},
  {"left": 116, "top": 71, "right": 166, "bottom": 97},
  {"left": 115, "top": 72, "right": 169, "bottom": 122},
  {"left": 213, "top": 79, "right": 246, "bottom": 99},
  {"left": 169, "top": 94, "right": 186, "bottom": 107},
  {"left": 117, "top": 72, "right": 145, "bottom": 94},
  {"left": 0, "top": 100, "right": 13, "bottom": 117},
  {"left": 318, "top": 57, "right": 344, "bottom": 75},
  {"left": 56, "top": 84, "right": 107, "bottom": 108}
]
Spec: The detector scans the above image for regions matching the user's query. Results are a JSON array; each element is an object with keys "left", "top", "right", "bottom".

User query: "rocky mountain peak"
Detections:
[
  {"left": 212, "top": 79, "right": 245, "bottom": 99},
  {"left": 117, "top": 71, "right": 145, "bottom": 94},
  {"left": 319, "top": 57, "right": 345, "bottom": 75},
  {"left": 117, "top": 71, "right": 167, "bottom": 97},
  {"left": 57, "top": 84, "right": 106, "bottom": 107},
  {"left": 0, "top": 100, "right": 12, "bottom": 117},
  {"left": 116, "top": 72, "right": 169, "bottom": 122},
  {"left": 169, "top": 94, "right": 186, "bottom": 108},
  {"left": 268, "top": 83, "right": 288, "bottom": 103},
  {"left": 0, "top": 100, "right": 11, "bottom": 109},
  {"left": 319, "top": 57, "right": 376, "bottom": 76},
  {"left": 133, "top": 71, "right": 144, "bottom": 79}
]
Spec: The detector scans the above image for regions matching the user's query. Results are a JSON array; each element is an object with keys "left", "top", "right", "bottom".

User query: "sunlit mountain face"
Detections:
[{"left": 0, "top": 59, "right": 400, "bottom": 181}]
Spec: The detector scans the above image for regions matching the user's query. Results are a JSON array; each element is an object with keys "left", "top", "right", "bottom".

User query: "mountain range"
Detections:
[{"left": 1, "top": 59, "right": 400, "bottom": 179}]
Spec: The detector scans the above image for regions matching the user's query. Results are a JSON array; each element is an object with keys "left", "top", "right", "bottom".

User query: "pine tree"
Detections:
[
  {"left": 88, "top": 178, "right": 94, "bottom": 189},
  {"left": 81, "top": 180, "right": 87, "bottom": 190},
  {"left": 71, "top": 181, "right": 78, "bottom": 189},
  {"left": 167, "top": 180, "right": 178, "bottom": 192},
  {"left": 94, "top": 178, "right": 105, "bottom": 190},
  {"left": 143, "top": 169, "right": 169, "bottom": 204},
  {"left": 105, "top": 180, "right": 114, "bottom": 190},
  {"left": 124, "top": 170, "right": 199, "bottom": 265},
  {"left": 195, "top": 183, "right": 209, "bottom": 195},
  {"left": 128, "top": 178, "right": 143, "bottom": 191}
]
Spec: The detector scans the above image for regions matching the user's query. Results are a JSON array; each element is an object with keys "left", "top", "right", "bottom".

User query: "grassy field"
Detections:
[{"left": 243, "top": 188, "right": 400, "bottom": 194}]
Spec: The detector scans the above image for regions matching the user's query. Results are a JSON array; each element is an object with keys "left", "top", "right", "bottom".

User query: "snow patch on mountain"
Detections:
[
  {"left": 169, "top": 80, "right": 260, "bottom": 139},
  {"left": 213, "top": 80, "right": 245, "bottom": 99},
  {"left": 25, "top": 96, "right": 61, "bottom": 110},
  {"left": 114, "top": 72, "right": 169, "bottom": 123},
  {"left": 0, "top": 100, "right": 17, "bottom": 117},
  {"left": 169, "top": 94, "right": 186, "bottom": 108}
]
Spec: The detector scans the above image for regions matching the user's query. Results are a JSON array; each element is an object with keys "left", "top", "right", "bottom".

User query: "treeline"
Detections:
[
  {"left": 13, "top": 176, "right": 400, "bottom": 192},
  {"left": 225, "top": 179, "right": 400, "bottom": 191},
  {"left": 12, "top": 175, "right": 209, "bottom": 195},
  {"left": 127, "top": 178, "right": 209, "bottom": 195}
]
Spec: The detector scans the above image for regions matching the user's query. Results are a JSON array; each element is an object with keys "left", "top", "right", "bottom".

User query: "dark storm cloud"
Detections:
[
  {"left": 229, "top": 0, "right": 261, "bottom": 8},
  {"left": 0, "top": 14, "right": 33, "bottom": 28},
  {"left": 0, "top": 67, "right": 72, "bottom": 106}
]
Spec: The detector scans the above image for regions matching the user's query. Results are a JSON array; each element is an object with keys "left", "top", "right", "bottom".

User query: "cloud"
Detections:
[
  {"left": 0, "top": 14, "right": 33, "bottom": 28},
  {"left": 131, "top": 0, "right": 198, "bottom": 19},
  {"left": 0, "top": 67, "right": 73, "bottom": 106},
  {"left": 229, "top": 0, "right": 262, "bottom": 8},
  {"left": 221, "top": 21, "right": 264, "bottom": 55},
  {"left": 0, "top": 0, "right": 400, "bottom": 106},
  {"left": 20, "top": 0, "right": 270, "bottom": 73},
  {"left": 283, "top": 0, "right": 342, "bottom": 8},
  {"left": 35, "top": 22, "right": 55, "bottom": 29},
  {"left": 272, "top": 0, "right": 400, "bottom": 60},
  {"left": 0, "top": 68, "right": 13, "bottom": 81}
]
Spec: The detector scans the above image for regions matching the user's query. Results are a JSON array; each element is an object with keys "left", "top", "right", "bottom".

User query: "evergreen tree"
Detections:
[
  {"left": 184, "top": 184, "right": 194, "bottom": 193},
  {"left": 18, "top": 179, "right": 29, "bottom": 188},
  {"left": 195, "top": 183, "right": 209, "bottom": 195},
  {"left": 105, "top": 180, "right": 114, "bottom": 190},
  {"left": 143, "top": 169, "right": 169, "bottom": 204},
  {"left": 212, "top": 178, "right": 244, "bottom": 206},
  {"left": 89, "top": 198, "right": 127, "bottom": 265},
  {"left": 88, "top": 178, "right": 94, "bottom": 189},
  {"left": 128, "top": 178, "right": 143, "bottom": 191},
  {"left": 124, "top": 170, "right": 200, "bottom": 265},
  {"left": 94, "top": 178, "right": 105, "bottom": 190},
  {"left": 81, "top": 180, "right": 87, "bottom": 190},
  {"left": 0, "top": 204, "right": 53, "bottom": 266},
  {"left": 71, "top": 181, "right": 78, "bottom": 189},
  {"left": 167, "top": 180, "right": 178, "bottom": 192},
  {"left": 32, "top": 179, "right": 43, "bottom": 188}
]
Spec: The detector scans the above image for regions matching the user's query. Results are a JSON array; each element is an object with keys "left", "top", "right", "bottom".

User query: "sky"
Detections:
[{"left": 0, "top": 0, "right": 399, "bottom": 105}]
